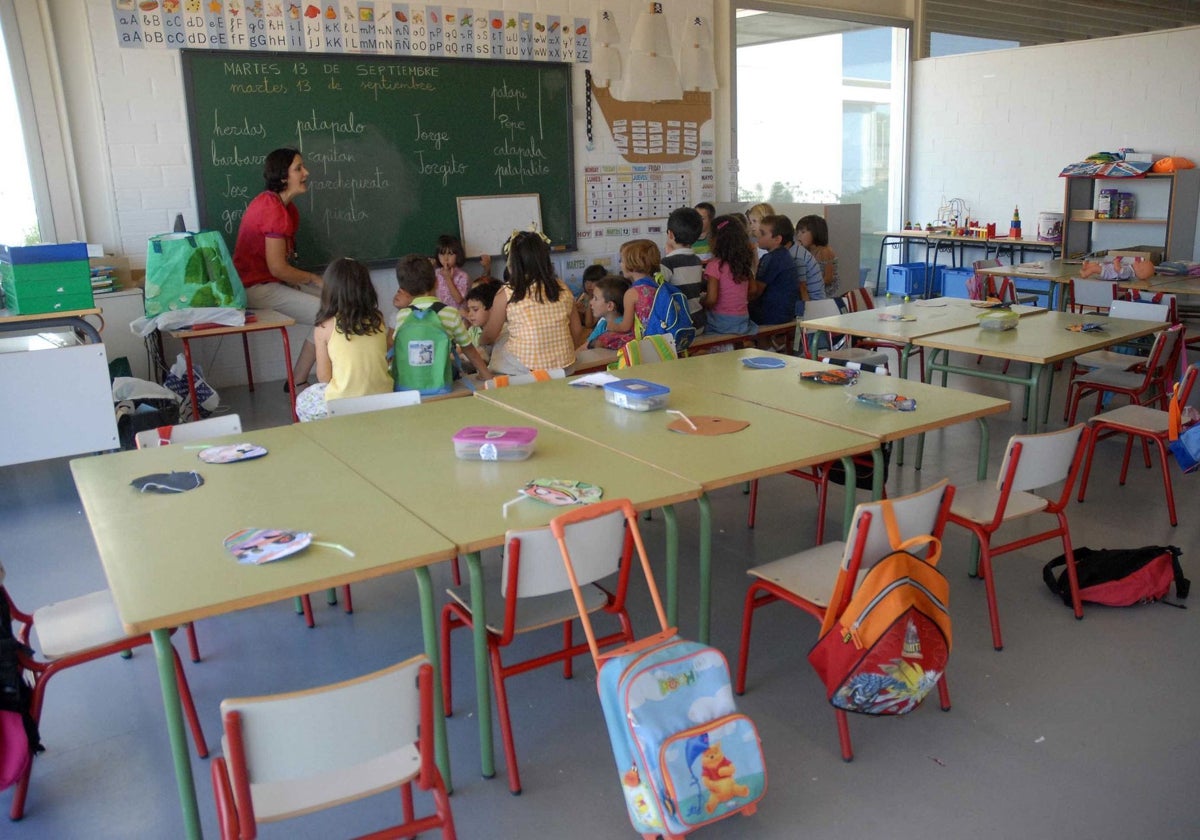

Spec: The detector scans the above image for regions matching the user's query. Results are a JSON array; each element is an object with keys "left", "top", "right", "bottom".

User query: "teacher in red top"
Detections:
[{"left": 233, "top": 147, "right": 325, "bottom": 388}]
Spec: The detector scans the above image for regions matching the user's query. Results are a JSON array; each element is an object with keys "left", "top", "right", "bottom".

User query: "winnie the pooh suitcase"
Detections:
[{"left": 551, "top": 500, "right": 766, "bottom": 839}]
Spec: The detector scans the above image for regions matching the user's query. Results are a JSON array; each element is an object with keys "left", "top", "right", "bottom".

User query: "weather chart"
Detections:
[{"left": 110, "top": 1, "right": 592, "bottom": 61}]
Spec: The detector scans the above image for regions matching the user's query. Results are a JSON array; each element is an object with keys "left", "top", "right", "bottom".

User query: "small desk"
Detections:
[
  {"left": 164, "top": 308, "right": 297, "bottom": 422},
  {"left": 916, "top": 311, "right": 1166, "bottom": 432},
  {"left": 476, "top": 378, "right": 877, "bottom": 646},
  {"left": 875, "top": 230, "right": 1059, "bottom": 295},
  {"left": 0, "top": 306, "right": 103, "bottom": 343},
  {"left": 974, "top": 259, "right": 1077, "bottom": 310},
  {"left": 799, "top": 298, "right": 1045, "bottom": 379},
  {"left": 296, "top": 398, "right": 700, "bottom": 782},
  {"left": 71, "top": 425, "right": 458, "bottom": 840},
  {"left": 643, "top": 349, "right": 1011, "bottom": 482},
  {"left": 1121, "top": 274, "right": 1200, "bottom": 297}
]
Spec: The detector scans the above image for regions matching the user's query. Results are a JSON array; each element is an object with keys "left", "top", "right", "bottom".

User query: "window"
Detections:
[
  {"left": 0, "top": 7, "right": 40, "bottom": 246},
  {"left": 735, "top": 8, "right": 909, "bottom": 288}
]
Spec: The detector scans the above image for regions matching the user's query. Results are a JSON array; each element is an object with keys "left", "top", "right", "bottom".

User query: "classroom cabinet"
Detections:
[{"left": 1061, "top": 170, "right": 1200, "bottom": 262}]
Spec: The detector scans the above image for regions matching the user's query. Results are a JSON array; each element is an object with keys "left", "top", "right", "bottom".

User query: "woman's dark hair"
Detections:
[
  {"left": 797, "top": 214, "right": 830, "bottom": 247},
  {"left": 710, "top": 214, "right": 755, "bottom": 282},
  {"left": 505, "top": 231, "right": 562, "bottom": 304},
  {"left": 263, "top": 147, "right": 301, "bottom": 193},
  {"left": 435, "top": 234, "right": 466, "bottom": 266},
  {"left": 315, "top": 257, "right": 384, "bottom": 336}
]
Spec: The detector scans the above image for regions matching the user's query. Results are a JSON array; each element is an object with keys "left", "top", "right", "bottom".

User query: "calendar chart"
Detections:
[{"left": 585, "top": 169, "right": 691, "bottom": 223}]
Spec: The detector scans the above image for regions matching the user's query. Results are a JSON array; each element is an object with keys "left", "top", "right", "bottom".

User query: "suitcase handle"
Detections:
[{"left": 551, "top": 499, "right": 671, "bottom": 670}]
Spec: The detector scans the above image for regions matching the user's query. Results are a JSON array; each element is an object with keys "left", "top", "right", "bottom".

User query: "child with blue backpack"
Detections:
[
  {"left": 393, "top": 254, "right": 491, "bottom": 394},
  {"left": 621, "top": 238, "right": 696, "bottom": 352}
]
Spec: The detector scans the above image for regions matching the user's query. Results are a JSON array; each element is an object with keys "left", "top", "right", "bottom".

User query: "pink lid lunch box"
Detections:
[{"left": 452, "top": 426, "right": 538, "bottom": 461}]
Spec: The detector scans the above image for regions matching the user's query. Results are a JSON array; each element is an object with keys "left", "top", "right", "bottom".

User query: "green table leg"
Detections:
[
  {"left": 697, "top": 494, "right": 712, "bottom": 645},
  {"left": 414, "top": 566, "right": 452, "bottom": 792},
  {"left": 842, "top": 455, "right": 858, "bottom": 540},
  {"left": 661, "top": 505, "right": 679, "bottom": 628},
  {"left": 870, "top": 448, "right": 884, "bottom": 501},
  {"left": 466, "top": 551, "right": 495, "bottom": 778},
  {"left": 1028, "top": 364, "right": 1044, "bottom": 433},
  {"left": 969, "top": 417, "right": 991, "bottom": 576},
  {"left": 897, "top": 345, "right": 913, "bottom": 465},
  {"left": 152, "top": 628, "right": 202, "bottom": 840}
]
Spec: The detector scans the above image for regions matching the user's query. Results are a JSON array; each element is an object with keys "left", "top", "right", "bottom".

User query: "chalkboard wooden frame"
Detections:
[
  {"left": 456, "top": 193, "right": 543, "bottom": 258},
  {"left": 181, "top": 49, "right": 576, "bottom": 270}
]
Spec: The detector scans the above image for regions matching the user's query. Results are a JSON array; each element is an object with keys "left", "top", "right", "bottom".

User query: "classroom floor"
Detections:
[{"left": 2, "top": 357, "right": 1198, "bottom": 840}]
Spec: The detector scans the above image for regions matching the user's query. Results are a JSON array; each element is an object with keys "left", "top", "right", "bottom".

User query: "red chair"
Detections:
[
  {"left": 946, "top": 425, "right": 1091, "bottom": 650},
  {"left": 211, "top": 655, "right": 455, "bottom": 839},
  {"left": 1077, "top": 362, "right": 1199, "bottom": 527},
  {"left": 841, "top": 287, "right": 925, "bottom": 380},
  {"left": 2, "top": 585, "right": 207, "bottom": 820},
  {"left": 736, "top": 480, "right": 954, "bottom": 761},
  {"left": 1066, "top": 323, "right": 1184, "bottom": 425},
  {"left": 440, "top": 506, "right": 636, "bottom": 794}
]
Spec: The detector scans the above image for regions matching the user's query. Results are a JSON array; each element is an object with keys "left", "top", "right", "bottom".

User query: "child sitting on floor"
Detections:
[
  {"left": 584, "top": 275, "right": 635, "bottom": 351},
  {"left": 393, "top": 254, "right": 491, "bottom": 394},
  {"left": 295, "top": 257, "right": 392, "bottom": 422},
  {"left": 464, "top": 279, "right": 503, "bottom": 364}
]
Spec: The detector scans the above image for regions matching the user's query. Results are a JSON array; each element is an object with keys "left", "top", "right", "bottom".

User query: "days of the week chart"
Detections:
[{"left": 585, "top": 168, "right": 691, "bottom": 223}]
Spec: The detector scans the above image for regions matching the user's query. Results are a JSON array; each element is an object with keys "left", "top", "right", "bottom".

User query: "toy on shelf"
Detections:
[{"left": 1078, "top": 255, "right": 1156, "bottom": 281}]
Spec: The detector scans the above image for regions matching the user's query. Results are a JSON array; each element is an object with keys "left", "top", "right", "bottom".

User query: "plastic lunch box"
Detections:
[
  {"left": 603, "top": 379, "right": 671, "bottom": 411},
  {"left": 452, "top": 426, "right": 538, "bottom": 461}
]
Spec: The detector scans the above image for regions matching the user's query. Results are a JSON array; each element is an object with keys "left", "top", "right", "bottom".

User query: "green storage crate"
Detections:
[{"left": 0, "top": 258, "right": 93, "bottom": 314}]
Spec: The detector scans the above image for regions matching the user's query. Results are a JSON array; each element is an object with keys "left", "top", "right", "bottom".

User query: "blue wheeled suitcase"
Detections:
[{"left": 551, "top": 500, "right": 766, "bottom": 839}]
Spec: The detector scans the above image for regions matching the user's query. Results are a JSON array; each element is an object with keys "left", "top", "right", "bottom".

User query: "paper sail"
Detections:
[
  {"left": 198, "top": 443, "right": 268, "bottom": 464},
  {"left": 131, "top": 471, "right": 204, "bottom": 493},
  {"left": 224, "top": 528, "right": 313, "bottom": 565}
]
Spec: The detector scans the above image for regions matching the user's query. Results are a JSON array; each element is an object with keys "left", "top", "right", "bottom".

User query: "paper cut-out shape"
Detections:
[
  {"left": 224, "top": 528, "right": 312, "bottom": 565},
  {"left": 666, "top": 415, "right": 749, "bottom": 435},
  {"left": 131, "top": 471, "right": 204, "bottom": 493},
  {"left": 198, "top": 443, "right": 268, "bottom": 464}
]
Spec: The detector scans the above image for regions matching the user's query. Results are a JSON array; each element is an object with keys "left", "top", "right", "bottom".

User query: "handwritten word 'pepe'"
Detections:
[{"left": 413, "top": 115, "right": 450, "bottom": 151}]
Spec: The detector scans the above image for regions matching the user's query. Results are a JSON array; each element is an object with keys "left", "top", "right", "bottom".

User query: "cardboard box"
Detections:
[
  {"left": 1, "top": 243, "right": 92, "bottom": 314},
  {"left": 1109, "top": 245, "right": 1165, "bottom": 263}
]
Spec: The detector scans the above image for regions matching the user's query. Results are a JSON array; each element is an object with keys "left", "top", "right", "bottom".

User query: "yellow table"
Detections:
[
  {"left": 71, "top": 425, "right": 457, "bottom": 840},
  {"left": 799, "top": 297, "right": 1045, "bottom": 379},
  {"left": 915, "top": 311, "right": 1166, "bottom": 433},
  {"left": 476, "top": 378, "right": 877, "bottom": 645},
  {"left": 296, "top": 397, "right": 700, "bottom": 781},
  {"left": 641, "top": 348, "right": 1011, "bottom": 481}
]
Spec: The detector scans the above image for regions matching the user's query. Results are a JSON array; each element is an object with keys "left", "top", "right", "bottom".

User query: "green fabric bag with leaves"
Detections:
[{"left": 144, "top": 231, "right": 246, "bottom": 317}]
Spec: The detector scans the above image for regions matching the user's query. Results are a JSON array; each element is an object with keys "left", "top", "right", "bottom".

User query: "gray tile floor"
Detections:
[{"left": 2, "top": 358, "right": 1199, "bottom": 839}]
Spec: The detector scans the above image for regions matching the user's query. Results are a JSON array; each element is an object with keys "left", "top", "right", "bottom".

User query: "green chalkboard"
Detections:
[{"left": 182, "top": 50, "right": 575, "bottom": 269}]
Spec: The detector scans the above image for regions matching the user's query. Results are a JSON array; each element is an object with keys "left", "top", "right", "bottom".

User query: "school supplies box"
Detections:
[{"left": 453, "top": 426, "right": 538, "bottom": 461}]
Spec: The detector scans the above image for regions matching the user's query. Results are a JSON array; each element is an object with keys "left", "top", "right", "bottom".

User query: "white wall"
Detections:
[
  {"left": 54, "top": 0, "right": 715, "bottom": 385},
  {"left": 910, "top": 25, "right": 1200, "bottom": 259}
]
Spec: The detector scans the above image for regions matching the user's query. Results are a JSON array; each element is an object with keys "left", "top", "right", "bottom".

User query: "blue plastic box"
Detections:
[
  {"left": 604, "top": 379, "right": 670, "bottom": 411},
  {"left": 0, "top": 242, "right": 89, "bottom": 265},
  {"left": 885, "top": 262, "right": 937, "bottom": 297},
  {"left": 937, "top": 266, "right": 975, "bottom": 299}
]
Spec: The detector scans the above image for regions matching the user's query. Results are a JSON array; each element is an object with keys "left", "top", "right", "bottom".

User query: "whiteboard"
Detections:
[{"left": 457, "top": 194, "right": 543, "bottom": 258}]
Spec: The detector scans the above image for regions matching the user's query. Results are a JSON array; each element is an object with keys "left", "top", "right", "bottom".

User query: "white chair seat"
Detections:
[
  {"left": 446, "top": 572, "right": 610, "bottom": 635},
  {"left": 1089, "top": 403, "right": 1169, "bottom": 433},
  {"left": 1072, "top": 367, "right": 1146, "bottom": 390},
  {"left": 1075, "top": 349, "right": 1147, "bottom": 371},
  {"left": 949, "top": 482, "right": 1048, "bottom": 525},
  {"left": 238, "top": 738, "right": 421, "bottom": 823},
  {"left": 33, "top": 589, "right": 131, "bottom": 659},
  {"left": 746, "top": 541, "right": 849, "bottom": 608}
]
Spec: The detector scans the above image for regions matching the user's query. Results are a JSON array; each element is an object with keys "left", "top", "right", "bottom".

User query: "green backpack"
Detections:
[{"left": 392, "top": 302, "right": 453, "bottom": 395}]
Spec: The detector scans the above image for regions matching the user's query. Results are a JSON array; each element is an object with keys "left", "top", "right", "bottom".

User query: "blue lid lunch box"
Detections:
[{"left": 603, "top": 379, "right": 671, "bottom": 411}]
